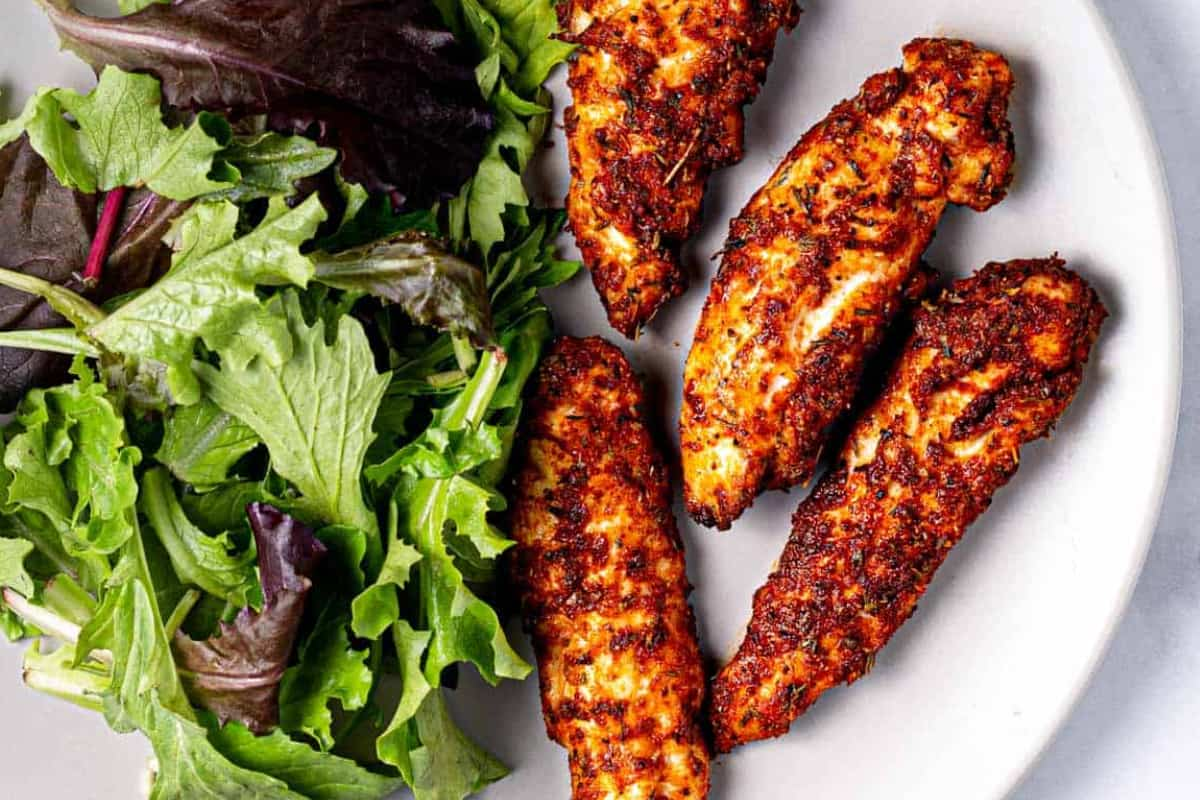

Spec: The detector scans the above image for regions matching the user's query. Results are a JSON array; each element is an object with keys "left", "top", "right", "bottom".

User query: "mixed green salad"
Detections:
[{"left": 0, "top": 1, "right": 575, "bottom": 797}]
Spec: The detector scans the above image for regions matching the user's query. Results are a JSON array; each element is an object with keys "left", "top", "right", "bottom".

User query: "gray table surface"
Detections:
[{"left": 1012, "top": 1, "right": 1199, "bottom": 797}]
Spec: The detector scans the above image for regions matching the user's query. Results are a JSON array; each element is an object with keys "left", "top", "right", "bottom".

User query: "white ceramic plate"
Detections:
[{"left": 0, "top": 0, "right": 1180, "bottom": 798}]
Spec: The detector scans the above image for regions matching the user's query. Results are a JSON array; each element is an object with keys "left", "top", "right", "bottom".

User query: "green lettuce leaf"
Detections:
[
  {"left": 0, "top": 66, "right": 236, "bottom": 200},
  {"left": 377, "top": 621, "right": 507, "bottom": 800},
  {"left": 278, "top": 609, "right": 372, "bottom": 751},
  {"left": 0, "top": 538, "right": 35, "bottom": 596},
  {"left": 140, "top": 467, "right": 256, "bottom": 605},
  {"left": 212, "top": 132, "right": 337, "bottom": 203},
  {"left": 87, "top": 196, "right": 326, "bottom": 405},
  {"left": 156, "top": 399, "right": 260, "bottom": 491},
  {"left": 196, "top": 292, "right": 388, "bottom": 535},
  {"left": 142, "top": 694, "right": 307, "bottom": 800},
  {"left": 205, "top": 716, "right": 404, "bottom": 800},
  {"left": 2, "top": 363, "right": 140, "bottom": 579}
]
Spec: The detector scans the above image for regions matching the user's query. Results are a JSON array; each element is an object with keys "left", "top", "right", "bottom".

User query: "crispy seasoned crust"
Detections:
[
  {"left": 511, "top": 337, "right": 710, "bottom": 799},
  {"left": 709, "top": 258, "right": 1107, "bottom": 752},
  {"left": 681, "top": 38, "right": 1016, "bottom": 529},
  {"left": 560, "top": 0, "right": 800, "bottom": 337}
]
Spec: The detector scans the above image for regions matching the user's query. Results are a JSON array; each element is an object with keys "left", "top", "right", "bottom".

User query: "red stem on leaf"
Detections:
[{"left": 82, "top": 186, "right": 129, "bottom": 285}]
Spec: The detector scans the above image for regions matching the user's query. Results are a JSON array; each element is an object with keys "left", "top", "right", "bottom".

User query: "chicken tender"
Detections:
[
  {"left": 511, "top": 337, "right": 709, "bottom": 798},
  {"left": 709, "top": 258, "right": 1107, "bottom": 752},
  {"left": 560, "top": 0, "right": 800, "bottom": 337},
  {"left": 681, "top": 38, "right": 1016, "bottom": 529}
]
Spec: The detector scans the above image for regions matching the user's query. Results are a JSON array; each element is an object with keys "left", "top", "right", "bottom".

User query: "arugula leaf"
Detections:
[
  {"left": 196, "top": 292, "right": 388, "bottom": 534},
  {"left": 36, "top": 0, "right": 493, "bottom": 204},
  {"left": 156, "top": 400, "right": 260, "bottom": 490},
  {"left": 1, "top": 66, "right": 236, "bottom": 200},
  {"left": 0, "top": 538, "right": 35, "bottom": 596},
  {"left": 437, "top": 0, "right": 574, "bottom": 93},
  {"left": 365, "top": 352, "right": 529, "bottom": 685},
  {"left": 172, "top": 503, "right": 326, "bottom": 734},
  {"left": 140, "top": 467, "right": 256, "bottom": 605},
  {"left": 87, "top": 196, "right": 327, "bottom": 405},
  {"left": 205, "top": 716, "right": 405, "bottom": 800},
  {"left": 452, "top": 101, "right": 543, "bottom": 255},
  {"left": 314, "top": 233, "right": 494, "bottom": 349},
  {"left": 278, "top": 608, "right": 372, "bottom": 751}
]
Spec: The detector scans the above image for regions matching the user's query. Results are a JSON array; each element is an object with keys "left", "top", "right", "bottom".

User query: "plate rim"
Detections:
[{"left": 999, "top": 0, "right": 1184, "bottom": 796}]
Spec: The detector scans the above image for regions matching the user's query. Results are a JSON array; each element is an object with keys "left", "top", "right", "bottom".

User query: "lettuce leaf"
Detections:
[
  {"left": 196, "top": 292, "right": 388, "bottom": 535},
  {"left": 156, "top": 399, "right": 260, "bottom": 491},
  {"left": 204, "top": 716, "right": 405, "bottom": 800},
  {"left": 87, "top": 196, "right": 326, "bottom": 405},
  {"left": 141, "top": 694, "right": 307, "bottom": 800},
  {"left": 1, "top": 362, "right": 140, "bottom": 584},
  {"left": 140, "top": 467, "right": 257, "bottom": 605},
  {"left": 0, "top": 538, "right": 35, "bottom": 596},
  {"left": 0, "top": 66, "right": 236, "bottom": 200},
  {"left": 277, "top": 608, "right": 372, "bottom": 751},
  {"left": 313, "top": 233, "right": 494, "bottom": 349}
]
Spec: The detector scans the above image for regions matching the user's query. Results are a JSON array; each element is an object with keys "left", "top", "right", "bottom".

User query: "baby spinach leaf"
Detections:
[{"left": 211, "top": 132, "right": 337, "bottom": 204}]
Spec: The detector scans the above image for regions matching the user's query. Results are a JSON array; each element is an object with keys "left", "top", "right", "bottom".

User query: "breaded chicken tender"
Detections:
[
  {"left": 560, "top": 0, "right": 800, "bottom": 337},
  {"left": 682, "top": 38, "right": 1016, "bottom": 529},
  {"left": 511, "top": 337, "right": 709, "bottom": 798},
  {"left": 710, "top": 258, "right": 1106, "bottom": 752}
]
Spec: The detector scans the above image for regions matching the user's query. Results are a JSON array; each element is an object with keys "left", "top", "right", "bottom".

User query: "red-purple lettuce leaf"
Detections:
[
  {"left": 35, "top": 0, "right": 493, "bottom": 205},
  {"left": 0, "top": 137, "right": 176, "bottom": 410},
  {"left": 172, "top": 503, "right": 327, "bottom": 734}
]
